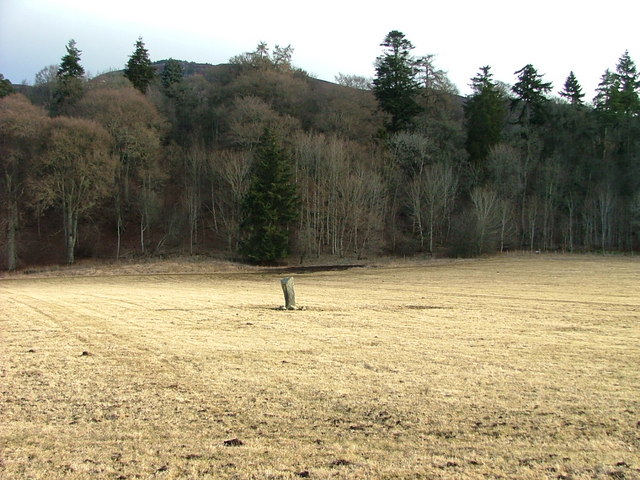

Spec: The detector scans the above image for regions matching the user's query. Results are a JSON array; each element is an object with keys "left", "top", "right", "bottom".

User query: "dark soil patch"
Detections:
[{"left": 270, "top": 264, "right": 366, "bottom": 274}]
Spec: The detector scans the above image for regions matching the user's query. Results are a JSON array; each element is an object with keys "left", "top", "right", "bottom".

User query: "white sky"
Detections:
[{"left": 0, "top": 0, "right": 637, "bottom": 99}]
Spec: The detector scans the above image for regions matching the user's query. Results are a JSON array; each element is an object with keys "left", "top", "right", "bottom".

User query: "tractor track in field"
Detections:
[{"left": 2, "top": 290, "right": 187, "bottom": 374}]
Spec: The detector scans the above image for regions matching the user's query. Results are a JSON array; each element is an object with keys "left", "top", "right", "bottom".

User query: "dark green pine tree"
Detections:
[
  {"left": 240, "top": 129, "right": 299, "bottom": 263},
  {"left": 161, "top": 58, "right": 184, "bottom": 98},
  {"left": 593, "top": 57, "right": 639, "bottom": 128},
  {"left": 594, "top": 69, "right": 620, "bottom": 115},
  {"left": 52, "top": 39, "right": 85, "bottom": 115},
  {"left": 559, "top": 71, "right": 585, "bottom": 105},
  {"left": 511, "top": 64, "right": 553, "bottom": 126},
  {"left": 58, "top": 39, "right": 85, "bottom": 78},
  {"left": 596, "top": 51, "right": 640, "bottom": 197},
  {"left": 161, "top": 58, "right": 183, "bottom": 89},
  {"left": 124, "top": 37, "right": 155, "bottom": 94},
  {"left": 614, "top": 50, "right": 640, "bottom": 117},
  {"left": 0, "top": 74, "right": 14, "bottom": 97},
  {"left": 464, "top": 66, "right": 507, "bottom": 170},
  {"left": 372, "top": 30, "right": 423, "bottom": 133}
]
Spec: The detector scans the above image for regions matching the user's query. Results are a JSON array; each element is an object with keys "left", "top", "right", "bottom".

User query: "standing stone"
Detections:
[{"left": 281, "top": 276, "right": 296, "bottom": 310}]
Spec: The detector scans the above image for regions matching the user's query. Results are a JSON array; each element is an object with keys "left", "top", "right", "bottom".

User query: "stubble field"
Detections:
[{"left": 1, "top": 254, "right": 639, "bottom": 479}]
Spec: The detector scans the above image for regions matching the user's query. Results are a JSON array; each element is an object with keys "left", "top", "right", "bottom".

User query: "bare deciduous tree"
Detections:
[
  {"left": 226, "top": 96, "right": 300, "bottom": 150},
  {"left": 538, "top": 158, "right": 561, "bottom": 250},
  {"left": 596, "top": 181, "right": 616, "bottom": 252},
  {"left": 34, "top": 116, "right": 115, "bottom": 264},
  {"left": 206, "top": 149, "right": 252, "bottom": 251},
  {"left": 294, "top": 132, "right": 384, "bottom": 260},
  {"left": 77, "top": 87, "right": 164, "bottom": 257},
  {"left": 334, "top": 73, "right": 372, "bottom": 90},
  {"left": 471, "top": 187, "right": 501, "bottom": 254},
  {"left": 182, "top": 144, "right": 206, "bottom": 255},
  {"left": 0, "top": 94, "right": 48, "bottom": 270},
  {"left": 422, "top": 162, "right": 458, "bottom": 254}
]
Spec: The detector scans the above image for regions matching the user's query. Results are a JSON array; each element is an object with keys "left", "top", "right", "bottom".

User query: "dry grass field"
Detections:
[{"left": 1, "top": 254, "right": 639, "bottom": 479}]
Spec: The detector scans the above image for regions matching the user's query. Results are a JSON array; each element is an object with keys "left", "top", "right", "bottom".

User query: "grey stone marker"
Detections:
[{"left": 280, "top": 276, "right": 296, "bottom": 310}]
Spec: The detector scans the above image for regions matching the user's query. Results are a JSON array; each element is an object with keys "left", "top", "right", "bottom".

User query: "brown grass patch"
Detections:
[{"left": 1, "top": 254, "right": 639, "bottom": 479}]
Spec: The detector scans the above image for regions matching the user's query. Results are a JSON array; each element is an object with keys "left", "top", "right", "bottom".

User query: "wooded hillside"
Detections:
[{"left": 1, "top": 36, "right": 639, "bottom": 269}]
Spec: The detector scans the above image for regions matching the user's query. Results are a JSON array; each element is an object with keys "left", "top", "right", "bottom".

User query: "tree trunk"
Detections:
[
  {"left": 140, "top": 218, "right": 145, "bottom": 254},
  {"left": 210, "top": 183, "right": 218, "bottom": 232},
  {"left": 6, "top": 196, "right": 18, "bottom": 271},
  {"left": 428, "top": 205, "right": 434, "bottom": 254},
  {"left": 567, "top": 201, "right": 574, "bottom": 253},
  {"left": 67, "top": 234, "right": 75, "bottom": 265},
  {"left": 116, "top": 211, "right": 122, "bottom": 260},
  {"left": 64, "top": 205, "right": 78, "bottom": 265},
  {"left": 499, "top": 200, "right": 508, "bottom": 253}
]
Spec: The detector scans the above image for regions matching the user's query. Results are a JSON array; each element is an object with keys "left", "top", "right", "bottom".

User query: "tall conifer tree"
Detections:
[
  {"left": 594, "top": 69, "right": 620, "bottom": 114},
  {"left": 372, "top": 30, "right": 422, "bottom": 133},
  {"left": 240, "top": 129, "right": 298, "bottom": 263},
  {"left": 52, "top": 39, "right": 85, "bottom": 114},
  {"left": 511, "top": 64, "right": 553, "bottom": 126},
  {"left": 124, "top": 37, "right": 155, "bottom": 94},
  {"left": 464, "top": 66, "right": 507, "bottom": 170},
  {"left": 559, "top": 71, "right": 585, "bottom": 105},
  {"left": 614, "top": 50, "right": 640, "bottom": 117},
  {"left": 594, "top": 53, "right": 640, "bottom": 125},
  {"left": 161, "top": 58, "right": 184, "bottom": 96}
]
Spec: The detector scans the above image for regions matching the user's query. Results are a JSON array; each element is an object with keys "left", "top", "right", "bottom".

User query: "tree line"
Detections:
[{"left": 1, "top": 33, "right": 638, "bottom": 269}]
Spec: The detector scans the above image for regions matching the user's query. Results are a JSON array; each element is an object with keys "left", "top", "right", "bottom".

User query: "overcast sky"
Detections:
[{"left": 1, "top": 0, "right": 637, "bottom": 99}]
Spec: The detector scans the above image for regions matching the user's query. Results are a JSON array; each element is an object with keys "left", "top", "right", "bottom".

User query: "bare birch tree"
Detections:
[
  {"left": 596, "top": 181, "right": 616, "bottom": 252},
  {"left": 181, "top": 144, "right": 206, "bottom": 254},
  {"left": 207, "top": 149, "right": 252, "bottom": 251},
  {"left": 422, "top": 162, "right": 458, "bottom": 254},
  {"left": 293, "top": 132, "right": 384, "bottom": 259},
  {"left": 471, "top": 187, "right": 501, "bottom": 254}
]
